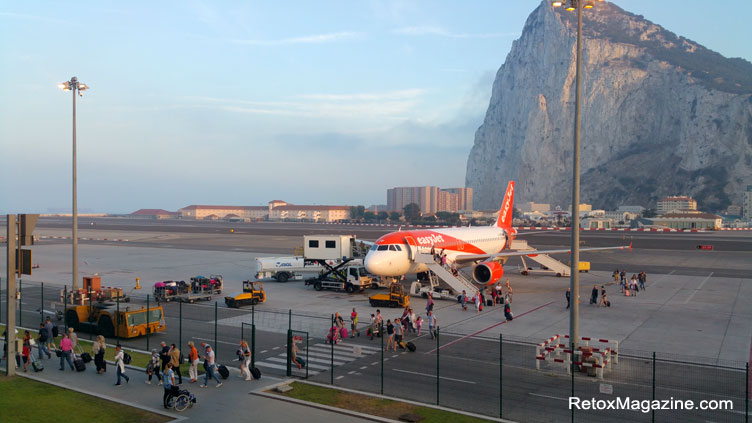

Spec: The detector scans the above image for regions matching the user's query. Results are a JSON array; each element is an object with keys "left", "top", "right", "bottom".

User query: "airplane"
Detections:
[{"left": 363, "top": 181, "right": 630, "bottom": 286}]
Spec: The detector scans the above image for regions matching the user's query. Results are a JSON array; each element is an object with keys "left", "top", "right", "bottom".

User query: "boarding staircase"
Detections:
[
  {"left": 512, "top": 240, "right": 570, "bottom": 277},
  {"left": 414, "top": 253, "right": 479, "bottom": 297}
]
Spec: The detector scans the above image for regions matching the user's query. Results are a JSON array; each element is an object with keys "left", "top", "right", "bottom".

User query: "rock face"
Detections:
[{"left": 466, "top": 1, "right": 752, "bottom": 212}]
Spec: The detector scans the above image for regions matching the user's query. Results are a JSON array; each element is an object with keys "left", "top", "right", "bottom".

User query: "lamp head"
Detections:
[
  {"left": 552, "top": 1, "right": 563, "bottom": 6},
  {"left": 58, "top": 81, "right": 71, "bottom": 91}
]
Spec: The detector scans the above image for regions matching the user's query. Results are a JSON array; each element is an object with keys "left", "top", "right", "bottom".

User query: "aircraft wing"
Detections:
[{"left": 453, "top": 244, "right": 631, "bottom": 265}]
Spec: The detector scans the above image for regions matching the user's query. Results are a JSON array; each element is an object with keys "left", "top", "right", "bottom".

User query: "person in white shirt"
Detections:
[
  {"left": 200, "top": 344, "right": 222, "bottom": 388},
  {"left": 114, "top": 345, "right": 129, "bottom": 386}
]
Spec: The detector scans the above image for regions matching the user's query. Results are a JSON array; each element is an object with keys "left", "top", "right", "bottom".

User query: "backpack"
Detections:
[{"left": 123, "top": 352, "right": 132, "bottom": 365}]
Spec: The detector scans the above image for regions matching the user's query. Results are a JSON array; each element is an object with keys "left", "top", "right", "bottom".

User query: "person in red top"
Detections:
[
  {"left": 22, "top": 330, "right": 31, "bottom": 372},
  {"left": 59, "top": 333, "right": 74, "bottom": 371}
]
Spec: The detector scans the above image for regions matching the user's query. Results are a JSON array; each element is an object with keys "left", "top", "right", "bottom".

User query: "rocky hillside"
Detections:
[{"left": 466, "top": 1, "right": 752, "bottom": 212}]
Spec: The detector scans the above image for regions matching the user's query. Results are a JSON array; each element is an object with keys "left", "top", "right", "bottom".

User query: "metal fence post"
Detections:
[
  {"left": 146, "top": 294, "right": 150, "bottom": 352},
  {"left": 436, "top": 327, "right": 440, "bottom": 405},
  {"left": 500, "top": 333, "right": 503, "bottom": 418},
  {"left": 88, "top": 284, "right": 92, "bottom": 340},
  {"left": 380, "top": 328, "right": 384, "bottom": 395},
  {"left": 652, "top": 352, "right": 656, "bottom": 423},
  {"left": 116, "top": 292, "right": 120, "bottom": 343},
  {"left": 251, "top": 324, "right": 256, "bottom": 368},
  {"left": 286, "top": 329, "right": 292, "bottom": 377},
  {"left": 745, "top": 362, "right": 749, "bottom": 423},
  {"left": 214, "top": 301, "right": 217, "bottom": 356},
  {"left": 179, "top": 300, "right": 183, "bottom": 355},
  {"left": 288, "top": 309, "right": 292, "bottom": 332},
  {"left": 330, "top": 313, "right": 334, "bottom": 385},
  {"left": 571, "top": 341, "right": 575, "bottom": 423},
  {"left": 40, "top": 282, "right": 44, "bottom": 324},
  {"left": 18, "top": 279, "right": 22, "bottom": 327},
  {"left": 64, "top": 285, "right": 68, "bottom": 332},
  {"left": 305, "top": 332, "right": 309, "bottom": 379}
]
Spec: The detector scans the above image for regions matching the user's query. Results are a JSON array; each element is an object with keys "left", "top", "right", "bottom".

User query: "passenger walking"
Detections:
[
  {"left": 428, "top": 311, "right": 437, "bottom": 340},
  {"left": 22, "top": 331, "right": 31, "bottom": 372},
  {"left": 43, "top": 317, "right": 55, "bottom": 353},
  {"left": 393, "top": 318, "right": 403, "bottom": 351},
  {"left": 114, "top": 345, "right": 130, "bottom": 385},
  {"left": 566, "top": 288, "right": 571, "bottom": 309},
  {"left": 162, "top": 362, "right": 179, "bottom": 407},
  {"left": 425, "top": 295, "right": 434, "bottom": 314},
  {"left": 37, "top": 323, "right": 51, "bottom": 360},
  {"left": 168, "top": 343, "right": 182, "bottom": 384},
  {"left": 67, "top": 327, "right": 78, "bottom": 351},
  {"left": 146, "top": 349, "right": 161, "bottom": 384},
  {"left": 350, "top": 308, "right": 359, "bottom": 337},
  {"left": 200, "top": 344, "right": 222, "bottom": 388},
  {"left": 620, "top": 270, "right": 626, "bottom": 284},
  {"left": 599, "top": 286, "right": 607, "bottom": 307},
  {"left": 590, "top": 285, "right": 599, "bottom": 305},
  {"left": 495, "top": 282, "right": 503, "bottom": 303},
  {"left": 408, "top": 309, "right": 417, "bottom": 334},
  {"left": 58, "top": 333, "right": 74, "bottom": 371},
  {"left": 385, "top": 320, "right": 395, "bottom": 351},
  {"left": 612, "top": 269, "right": 619, "bottom": 282},
  {"left": 505, "top": 280, "right": 513, "bottom": 303},
  {"left": 630, "top": 275, "right": 639, "bottom": 296},
  {"left": 92, "top": 335, "right": 106, "bottom": 374},
  {"left": 159, "top": 341, "right": 170, "bottom": 374},
  {"left": 460, "top": 290, "right": 468, "bottom": 311},
  {"left": 291, "top": 340, "right": 302, "bottom": 370},
  {"left": 415, "top": 316, "right": 423, "bottom": 336},
  {"left": 238, "top": 340, "right": 252, "bottom": 380},
  {"left": 187, "top": 341, "right": 199, "bottom": 383},
  {"left": 639, "top": 272, "right": 646, "bottom": 291},
  {"left": 474, "top": 293, "right": 481, "bottom": 313},
  {"left": 504, "top": 301, "right": 513, "bottom": 321}
]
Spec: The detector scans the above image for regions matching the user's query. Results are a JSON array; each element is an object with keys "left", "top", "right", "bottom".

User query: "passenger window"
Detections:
[
  {"left": 377, "top": 245, "right": 389, "bottom": 251},
  {"left": 325, "top": 240, "right": 336, "bottom": 248},
  {"left": 309, "top": 240, "right": 319, "bottom": 248}
]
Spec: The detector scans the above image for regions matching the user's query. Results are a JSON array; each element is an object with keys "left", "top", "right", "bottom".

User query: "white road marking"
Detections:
[
  {"left": 272, "top": 346, "right": 279, "bottom": 350},
  {"left": 360, "top": 366, "right": 368, "bottom": 370},
  {"left": 265, "top": 357, "right": 329, "bottom": 370},
  {"left": 684, "top": 272, "right": 714, "bottom": 304},
  {"left": 529, "top": 393, "right": 567, "bottom": 401},
  {"left": 391, "top": 368, "right": 476, "bottom": 384},
  {"left": 335, "top": 376, "right": 344, "bottom": 380},
  {"left": 371, "top": 361, "right": 378, "bottom": 366},
  {"left": 191, "top": 337, "right": 238, "bottom": 346},
  {"left": 347, "top": 371, "right": 356, "bottom": 374},
  {"left": 259, "top": 350, "right": 268, "bottom": 354}
]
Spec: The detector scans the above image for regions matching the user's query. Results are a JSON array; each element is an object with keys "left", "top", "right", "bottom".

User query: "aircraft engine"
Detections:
[{"left": 472, "top": 261, "right": 504, "bottom": 285}]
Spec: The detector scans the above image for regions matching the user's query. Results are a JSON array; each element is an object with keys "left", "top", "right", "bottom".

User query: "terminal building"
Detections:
[
  {"left": 657, "top": 196, "right": 697, "bottom": 214},
  {"left": 179, "top": 205, "right": 268, "bottom": 220},
  {"left": 647, "top": 210, "right": 722, "bottom": 230},
  {"left": 744, "top": 186, "right": 752, "bottom": 221},
  {"left": 177, "top": 202, "right": 350, "bottom": 222}
]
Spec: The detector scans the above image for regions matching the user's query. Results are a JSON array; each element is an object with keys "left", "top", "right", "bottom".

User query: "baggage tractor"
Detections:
[
  {"left": 217, "top": 364, "right": 229, "bottom": 379},
  {"left": 250, "top": 366, "right": 261, "bottom": 379},
  {"left": 406, "top": 342, "right": 416, "bottom": 352}
]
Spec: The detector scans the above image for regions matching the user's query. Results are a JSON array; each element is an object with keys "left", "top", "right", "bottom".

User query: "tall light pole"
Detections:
[
  {"left": 58, "top": 77, "right": 89, "bottom": 290},
  {"left": 552, "top": 0, "right": 602, "bottom": 349}
]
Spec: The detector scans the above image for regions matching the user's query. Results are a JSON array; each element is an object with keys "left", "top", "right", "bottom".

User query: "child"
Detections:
[
  {"left": 146, "top": 349, "right": 161, "bottom": 385},
  {"left": 22, "top": 339, "right": 31, "bottom": 372},
  {"left": 415, "top": 316, "right": 423, "bottom": 336}
]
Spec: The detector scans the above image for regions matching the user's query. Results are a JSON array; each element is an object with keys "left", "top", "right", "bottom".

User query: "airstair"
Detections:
[
  {"left": 414, "top": 253, "right": 479, "bottom": 297},
  {"left": 512, "top": 240, "right": 570, "bottom": 277}
]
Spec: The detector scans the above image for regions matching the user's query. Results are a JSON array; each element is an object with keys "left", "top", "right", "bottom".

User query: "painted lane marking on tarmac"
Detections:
[
  {"left": 272, "top": 346, "right": 280, "bottom": 350},
  {"left": 371, "top": 361, "right": 378, "bottom": 366},
  {"left": 683, "top": 272, "right": 714, "bottom": 304},
  {"left": 392, "top": 369, "right": 475, "bottom": 384},
  {"left": 191, "top": 337, "right": 238, "bottom": 346},
  {"left": 529, "top": 393, "right": 567, "bottom": 401},
  {"left": 360, "top": 366, "right": 368, "bottom": 370},
  {"left": 260, "top": 350, "right": 268, "bottom": 354},
  {"left": 425, "top": 301, "right": 556, "bottom": 354},
  {"left": 336, "top": 376, "right": 344, "bottom": 380}
]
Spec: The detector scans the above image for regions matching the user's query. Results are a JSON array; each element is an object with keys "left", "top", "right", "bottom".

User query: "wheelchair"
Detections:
[{"left": 164, "top": 388, "right": 197, "bottom": 412}]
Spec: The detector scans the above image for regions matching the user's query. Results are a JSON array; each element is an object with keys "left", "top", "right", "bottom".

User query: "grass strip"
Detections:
[
  {"left": 273, "top": 381, "right": 491, "bottom": 423},
  {"left": 0, "top": 373, "right": 171, "bottom": 423}
]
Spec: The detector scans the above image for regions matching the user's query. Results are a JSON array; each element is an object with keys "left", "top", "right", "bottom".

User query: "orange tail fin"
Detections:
[{"left": 495, "top": 181, "right": 515, "bottom": 229}]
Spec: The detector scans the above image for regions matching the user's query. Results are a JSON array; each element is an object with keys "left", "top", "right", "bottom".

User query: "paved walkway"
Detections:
[{"left": 1, "top": 346, "right": 369, "bottom": 423}]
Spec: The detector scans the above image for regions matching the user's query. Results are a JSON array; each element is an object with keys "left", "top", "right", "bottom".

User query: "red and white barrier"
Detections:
[{"left": 536, "top": 334, "right": 618, "bottom": 380}]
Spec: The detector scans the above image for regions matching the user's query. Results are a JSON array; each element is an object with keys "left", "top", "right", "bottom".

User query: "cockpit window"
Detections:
[
  {"left": 370, "top": 244, "right": 378, "bottom": 251},
  {"left": 394, "top": 245, "right": 402, "bottom": 251},
  {"left": 388, "top": 245, "right": 397, "bottom": 251},
  {"left": 377, "top": 245, "right": 389, "bottom": 251}
]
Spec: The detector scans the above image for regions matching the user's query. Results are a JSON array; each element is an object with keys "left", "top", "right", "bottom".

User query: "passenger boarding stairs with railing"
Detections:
[{"left": 413, "top": 253, "right": 479, "bottom": 297}]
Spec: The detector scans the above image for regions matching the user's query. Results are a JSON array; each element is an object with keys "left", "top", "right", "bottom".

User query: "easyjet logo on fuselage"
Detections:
[
  {"left": 415, "top": 234, "right": 445, "bottom": 246},
  {"left": 500, "top": 184, "right": 514, "bottom": 225}
]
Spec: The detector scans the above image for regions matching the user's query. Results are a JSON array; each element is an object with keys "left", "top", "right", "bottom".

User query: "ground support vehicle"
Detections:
[
  {"left": 57, "top": 303, "right": 166, "bottom": 338},
  {"left": 304, "top": 258, "right": 374, "bottom": 293},
  {"left": 255, "top": 256, "right": 323, "bottom": 282},
  {"left": 369, "top": 284, "right": 410, "bottom": 308},
  {"left": 224, "top": 281, "right": 266, "bottom": 308},
  {"left": 190, "top": 275, "right": 223, "bottom": 294},
  {"left": 174, "top": 291, "right": 213, "bottom": 303}
]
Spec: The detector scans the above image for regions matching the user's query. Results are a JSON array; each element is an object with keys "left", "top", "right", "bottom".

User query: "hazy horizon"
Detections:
[{"left": 2, "top": 1, "right": 751, "bottom": 214}]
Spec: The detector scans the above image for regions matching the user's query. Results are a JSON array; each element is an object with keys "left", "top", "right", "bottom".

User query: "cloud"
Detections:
[
  {"left": 231, "top": 31, "right": 360, "bottom": 45},
  {"left": 297, "top": 89, "right": 425, "bottom": 101},
  {"left": 393, "top": 26, "right": 517, "bottom": 39}
]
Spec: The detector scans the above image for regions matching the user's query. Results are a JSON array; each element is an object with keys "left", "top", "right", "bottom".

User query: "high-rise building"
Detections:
[
  {"left": 387, "top": 186, "right": 474, "bottom": 214},
  {"left": 743, "top": 186, "right": 752, "bottom": 221},
  {"left": 657, "top": 196, "right": 697, "bottom": 214}
]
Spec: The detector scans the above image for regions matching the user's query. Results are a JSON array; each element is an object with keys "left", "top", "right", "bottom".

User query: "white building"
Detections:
[
  {"left": 657, "top": 196, "right": 697, "bottom": 214},
  {"left": 743, "top": 186, "right": 752, "bottom": 221}
]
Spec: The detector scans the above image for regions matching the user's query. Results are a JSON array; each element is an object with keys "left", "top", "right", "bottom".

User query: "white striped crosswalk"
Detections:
[{"left": 254, "top": 342, "right": 381, "bottom": 376}]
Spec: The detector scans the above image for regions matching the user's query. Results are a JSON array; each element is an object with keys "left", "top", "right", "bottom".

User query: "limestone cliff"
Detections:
[{"left": 466, "top": 1, "right": 752, "bottom": 212}]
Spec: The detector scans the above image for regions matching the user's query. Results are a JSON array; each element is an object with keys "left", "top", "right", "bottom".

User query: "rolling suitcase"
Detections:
[
  {"left": 250, "top": 366, "right": 261, "bottom": 380},
  {"left": 605, "top": 300, "right": 611, "bottom": 307},
  {"left": 74, "top": 357, "right": 86, "bottom": 372},
  {"left": 217, "top": 364, "right": 229, "bottom": 379},
  {"left": 406, "top": 342, "right": 416, "bottom": 352},
  {"left": 398, "top": 341, "right": 407, "bottom": 350},
  {"left": 32, "top": 356, "right": 44, "bottom": 372},
  {"left": 486, "top": 299, "right": 493, "bottom": 307},
  {"left": 340, "top": 327, "right": 348, "bottom": 339}
]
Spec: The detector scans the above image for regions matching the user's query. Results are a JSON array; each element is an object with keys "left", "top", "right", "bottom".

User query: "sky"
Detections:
[{"left": 1, "top": 1, "right": 751, "bottom": 214}]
